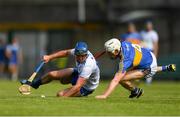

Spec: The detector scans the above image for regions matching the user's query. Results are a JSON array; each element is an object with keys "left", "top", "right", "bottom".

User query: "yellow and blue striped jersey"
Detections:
[{"left": 118, "top": 41, "right": 153, "bottom": 73}]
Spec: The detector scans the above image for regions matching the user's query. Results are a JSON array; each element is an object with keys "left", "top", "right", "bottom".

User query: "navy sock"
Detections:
[
  {"left": 31, "top": 78, "right": 42, "bottom": 89},
  {"left": 162, "top": 66, "right": 167, "bottom": 71}
]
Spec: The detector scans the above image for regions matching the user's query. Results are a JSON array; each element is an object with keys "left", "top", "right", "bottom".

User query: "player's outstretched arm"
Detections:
[
  {"left": 96, "top": 72, "right": 126, "bottom": 99},
  {"left": 43, "top": 49, "right": 72, "bottom": 63},
  {"left": 63, "top": 77, "right": 87, "bottom": 97},
  {"left": 94, "top": 50, "right": 105, "bottom": 59}
]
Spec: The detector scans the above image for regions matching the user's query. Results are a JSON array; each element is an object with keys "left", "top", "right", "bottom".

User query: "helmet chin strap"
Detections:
[
  {"left": 118, "top": 48, "right": 123, "bottom": 60},
  {"left": 119, "top": 47, "right": 122, "bottom": 55},
  {"left": 114, "top": 47, "right": 122, "bottom": 59},
  {"left": 113, "top": 48, "right": 120, "bottom": 56}
]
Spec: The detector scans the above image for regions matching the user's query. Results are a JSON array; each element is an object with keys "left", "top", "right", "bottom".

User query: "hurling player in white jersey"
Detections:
[
  {"left": 21, "top": 42, "right": 100, "bottom": 97},
  {"left": 141, "top": 21, "right": 159, "bottom": 84},
  {"left": 141, "top": 21, "right": 159, "bottom": 57}
]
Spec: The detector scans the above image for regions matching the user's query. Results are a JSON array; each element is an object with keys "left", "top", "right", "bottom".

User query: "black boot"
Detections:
[{"left": 129, "top": 88, "right": 144, "bottom": 98}]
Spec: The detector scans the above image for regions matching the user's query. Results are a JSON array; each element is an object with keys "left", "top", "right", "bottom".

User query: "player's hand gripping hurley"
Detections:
[{"left": 18, "top": 61, "right": 45, "bottom": 95}]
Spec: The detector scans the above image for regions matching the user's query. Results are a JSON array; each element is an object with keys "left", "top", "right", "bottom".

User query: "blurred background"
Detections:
[{"left": 0, "top": 0, "right": 179, "bottom": 81}]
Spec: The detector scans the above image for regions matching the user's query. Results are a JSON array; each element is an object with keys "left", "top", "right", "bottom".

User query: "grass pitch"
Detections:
[{"left": 0, "top": 80, "right": 180, "bottom": 116}]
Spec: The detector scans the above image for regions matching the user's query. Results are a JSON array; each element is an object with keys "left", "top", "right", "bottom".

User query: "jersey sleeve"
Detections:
[
  {"left": 70, "top": 49, "right": 75, "bottom": 56},
  {"left": 79, "top": 65, "right": 93, "bottom": 79}
]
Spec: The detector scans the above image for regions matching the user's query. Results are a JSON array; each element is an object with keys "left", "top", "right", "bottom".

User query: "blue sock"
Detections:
[
  {"left": 162, "top": 66, "right": 167, "bottom": 71},
  {"left": 31, "top": 78, "right": 42, "bottom": 89}
]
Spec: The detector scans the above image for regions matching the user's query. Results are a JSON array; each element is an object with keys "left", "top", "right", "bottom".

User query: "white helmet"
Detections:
[{"left": 104, "top": 38, "right": 121, "bottom": 54}]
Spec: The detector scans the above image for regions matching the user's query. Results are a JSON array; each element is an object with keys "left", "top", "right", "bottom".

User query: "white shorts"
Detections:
[{"left": 144, "top": 52, "right": 157, "bottom": 79}]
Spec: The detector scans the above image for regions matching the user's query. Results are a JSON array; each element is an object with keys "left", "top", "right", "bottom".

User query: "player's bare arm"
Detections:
[
  {"left": 63, "top": 77, "right": 87, "bottom": 97},
  {"left": 94, "top": 50, "right": 105, "bottom": 59},
  {"left": 153, "top": 41, "right": 158, "bottom": 57},
  {"left": 43, "top": 49, "right": 72, "bottom": 63},
  {"left": 96, "top": 71, "right": 126, "bottom": 99}
]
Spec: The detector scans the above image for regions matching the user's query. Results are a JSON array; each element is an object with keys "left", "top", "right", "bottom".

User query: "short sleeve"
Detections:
[
  {"left": 79, "top": 65, "right": 93, "bottom": 79},
  {"left": 70, "top": 49, "right": 75, "bottom": 56}
]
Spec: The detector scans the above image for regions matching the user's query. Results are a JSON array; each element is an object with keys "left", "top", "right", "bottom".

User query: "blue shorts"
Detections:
[
  {"left": 71, "top": 68, "right": 94, "bottom": 96},
  {"left": 71, "top": 69, "right": 79, "bottom": 85},
  {"left": 80, "top": 87, "right": 94, "bottom": 96}
]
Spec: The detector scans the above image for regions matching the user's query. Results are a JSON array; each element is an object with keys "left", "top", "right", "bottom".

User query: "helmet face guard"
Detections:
[
  {"left": 104, "top": 38, "right": 121, "bottom": 54},
  {"left": 75, "top": 49, "right": 87, "bottom": 56},
  {"left": 75, "top": 42, "right": 88, "bottom": 56}
]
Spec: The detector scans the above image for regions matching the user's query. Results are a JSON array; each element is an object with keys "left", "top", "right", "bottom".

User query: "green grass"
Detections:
[{"left": 0, "top": 80, "right": 180, "bottom": 116}]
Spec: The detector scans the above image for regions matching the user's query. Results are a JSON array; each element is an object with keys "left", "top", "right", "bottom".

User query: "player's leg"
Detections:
[
  {"left": 123, "top": 52, "right": 159, "bottom": 98},
  {"left": 156, "top": 64, "right": 176, "bottom": 72},
  {"left": 60, "top": 68, "right": 78, "bottom": 85},
  {"left": 41, "top": 68, "right": 74, "bottom": 84},
  {"left": 0, "top": 62, "right": 5, "bottom": 77},
  {"left": 0, "top": 63, "right": 4, "bottom": 72},
  {"left": 9, "top": 64, "right": 18, "bottom": 81},
  {"left": 145, "top": 63, "right": 176, "bottom": 84},
  {"left": 145, "top": 52, "right": 158, "bottom": 84},
  {"left": 121, "top": 52, "right": 158, "bottom": 98},
  {"left": 120, "top": 81, "right": 143, "bottom": 98},
  {"left": 122, "top": 69, "right": 146, "bottom": 81},
  {"left": 29, "top": 68, "right": 74, "bottom": 89},
  {"left": 120, "top": 70, "right": 146, "bottom": 98},
  {"left": 120, "top": 81, "right": 135, "bottom": 91}
]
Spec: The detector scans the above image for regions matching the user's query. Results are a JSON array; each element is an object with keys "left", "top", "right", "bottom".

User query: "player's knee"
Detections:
[{"left": 48, "top": 71, "right": 58, "bottom": 78}]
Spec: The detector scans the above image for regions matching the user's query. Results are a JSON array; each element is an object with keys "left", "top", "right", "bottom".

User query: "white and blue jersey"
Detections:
[
  {"left": 140, "top": 30, "right": 159, "bottom": 52},
  {"left": 71, "top": 49, "right": 100, "bottom": 92},
  {"left": 6, "top": 44, "right": 21, "bottom": 65}
]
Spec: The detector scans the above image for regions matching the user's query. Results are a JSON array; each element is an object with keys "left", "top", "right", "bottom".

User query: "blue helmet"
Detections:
[{"left": 75, "top": 42, "right": 88, "bottom": 56}]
